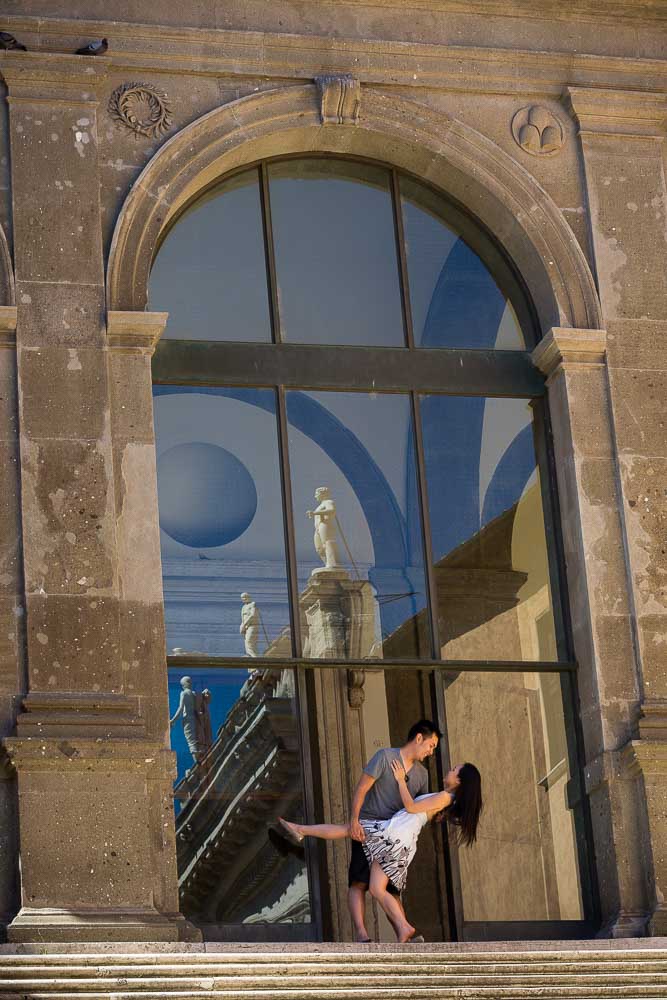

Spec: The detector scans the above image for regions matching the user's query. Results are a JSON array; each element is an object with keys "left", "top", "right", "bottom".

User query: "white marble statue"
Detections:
[
  {"left": 240, "top": 592, "right": 261, "bottom": 658},
  {"left": 169, "top": 675, "right": 201, "bottom": 763},
  {"left": 307, "top": 486, "right": 341, "bottom": 571}
]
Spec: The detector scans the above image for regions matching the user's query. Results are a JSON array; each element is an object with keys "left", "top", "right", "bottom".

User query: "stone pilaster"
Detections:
[
  {"left": 0, "top": 54, "right": 187, "bottom": 942},
  {"left": 533, "top": 327, "right": 650, "bottom": 935},
  {"left": 0, "top": 305, "right": 21, "bottom": 938},
  {"left": 564, "top": 87, "right": 667, "bottom": 935}
]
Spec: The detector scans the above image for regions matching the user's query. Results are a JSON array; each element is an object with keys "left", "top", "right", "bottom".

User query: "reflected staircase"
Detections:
[{"left": 1, "top": 946, "right": 667, "bottom": 998}]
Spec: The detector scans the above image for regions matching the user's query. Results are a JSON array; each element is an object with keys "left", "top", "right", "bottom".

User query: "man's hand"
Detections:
[{"left": 349, "top": 818, "right": 365, "bottom": 842}]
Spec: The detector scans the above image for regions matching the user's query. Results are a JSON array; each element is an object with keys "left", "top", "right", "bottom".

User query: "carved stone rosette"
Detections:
[
  {"left": 315, "top": 74, "right": 361, "bottom": 125},
  {"left": 347, "top": 669, "right": 366, "bottom": 709},
  {"left": 511, "top": 105, "right": 564, "bottom": 157},
  {"left": 109, "top": 82, "right": 173, "bottom": 139}
]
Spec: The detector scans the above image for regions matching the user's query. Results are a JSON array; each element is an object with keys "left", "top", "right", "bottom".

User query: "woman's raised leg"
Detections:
[
  {"left": 280, "top": 817, "right": 349, "bottom": 841},
  {"left": 368, "top": 862, "right": 416, "bottom": 943}
]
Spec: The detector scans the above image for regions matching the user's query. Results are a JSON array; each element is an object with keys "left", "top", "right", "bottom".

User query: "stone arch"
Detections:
[{"left": 107, "top": 84, "right": 601, "bottom": 334}]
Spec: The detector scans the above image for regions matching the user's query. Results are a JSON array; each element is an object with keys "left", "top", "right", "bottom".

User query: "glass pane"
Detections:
[
  {"left": 269, "top": 159, "right": 405, "bottom": 346},
  {"left": 421, "top": 395, "right": 558, "bottom": 661},
  {"left": 441, "top": 669, "right": 584, "bottom": 921},
  {"left": 148, "top": 168, "right": 272, "bottom": 342},
  {"left": 169, "top": 666, "right": 311, "bottom": 925},
  {"left": 154, "top": 387, "right": 291, "bottom": 657},
  {"left": 286, "top": 390, "right": 430, "bottom": 659},
  {"left": 401, "top": 177, "right": 525, "bottom": 350}
]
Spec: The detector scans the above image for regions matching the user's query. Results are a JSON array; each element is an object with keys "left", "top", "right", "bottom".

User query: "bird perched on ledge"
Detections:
[
  {"left": 0, "top": 31, "right": 27, "bottom": 51},
  {"left": 75, "top": 37, "right": 108, "bottom": 56}
]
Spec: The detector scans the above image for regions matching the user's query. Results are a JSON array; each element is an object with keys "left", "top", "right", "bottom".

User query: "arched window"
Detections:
[{"left": 150, "top": 157, "right": 592, "bottom": 941}]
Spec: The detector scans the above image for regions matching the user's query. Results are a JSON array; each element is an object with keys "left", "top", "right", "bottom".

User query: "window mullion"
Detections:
[
  {"left": 411, "top": 391, "right": 442, "bottom": 661},
  {"left": 259, "top": 161, "right": 282, "bottom": 344},
  {"left": 276, "top": 385, "right": 303, "bottom": 656},
  {"left": 390, "top": 167, "right": 416, "bottom": 349}
]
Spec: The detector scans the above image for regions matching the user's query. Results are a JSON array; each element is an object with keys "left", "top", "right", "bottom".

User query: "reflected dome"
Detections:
[{"left": 157, "top": 442, "right": 257, "bottom": 548}]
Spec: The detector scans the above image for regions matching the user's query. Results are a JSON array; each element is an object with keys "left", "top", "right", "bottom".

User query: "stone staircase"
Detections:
[{"left": 1, "top": 947, "right": 667, "bottom": 999}]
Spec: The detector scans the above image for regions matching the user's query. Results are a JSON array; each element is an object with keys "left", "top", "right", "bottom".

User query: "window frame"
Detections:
[{"left": 155, "top": 153, "right": 598, "bottom": 937}]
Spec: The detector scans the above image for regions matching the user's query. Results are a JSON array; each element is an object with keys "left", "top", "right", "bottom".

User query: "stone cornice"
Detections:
[
  {"left": 2, "top": 737, "right": 175, "bottom": 777},
  {"left": 106, "top": 310, "right": 169, "bottom": 356},
  {"left": 532, "top": 327, "right": 607, "bottom": 379},
  {"left": 0, "top": 306, "right": 18, "bottom": 349},
  {"left": 1, "top": 18, "right": 666, "bottom": 96},
  {"left": 564, "top": 86, "right": 667, "bottom": 137},
  {"left": 0, "top": 50, "right": 109, "bottom": 103}
]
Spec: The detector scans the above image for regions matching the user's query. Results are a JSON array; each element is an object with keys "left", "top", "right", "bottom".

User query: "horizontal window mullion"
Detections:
[
  {"left": 166, "top": 655, "right": 576, "bottom": 672},
  {"left": 153, "top": 341, "right": 545, "bottom": 397}
]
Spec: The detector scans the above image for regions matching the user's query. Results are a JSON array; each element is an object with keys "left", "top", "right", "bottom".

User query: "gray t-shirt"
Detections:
[{"left": 359, "top": 748, "right": 429, "bottom": 821}]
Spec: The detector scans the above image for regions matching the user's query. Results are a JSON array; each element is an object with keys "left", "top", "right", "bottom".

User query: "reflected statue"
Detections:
[
  {"left": 240, "top": 592, "right": 261, "bottom": 658},
  {"left": 170, "top": 676, "right": 201, "bottom": 764},
  {"left": 307, "top": 486, "right": 341, "bottom": 571}
]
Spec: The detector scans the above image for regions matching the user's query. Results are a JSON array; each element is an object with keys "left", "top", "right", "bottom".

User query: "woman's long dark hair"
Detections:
[{"left": 436, "top": 762, "right": 482, "bottom": 847}]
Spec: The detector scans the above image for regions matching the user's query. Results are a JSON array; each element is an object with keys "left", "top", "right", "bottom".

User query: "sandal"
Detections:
[{"left": 278, "top": 817, "right": 304, "bottom": 847}]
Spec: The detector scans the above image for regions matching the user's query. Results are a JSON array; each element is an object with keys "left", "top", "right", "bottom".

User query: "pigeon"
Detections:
[
  {"left": 0, "top": 31, "right": 27, "bottom": 51},
  {"left": 75, "top": 37, "right": 108, "bottom": 56}
]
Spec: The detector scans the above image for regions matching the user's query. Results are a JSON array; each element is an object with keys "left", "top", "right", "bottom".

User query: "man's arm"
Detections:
[{"left": 348, "top": 772, "right": 376, "bottom": 842}]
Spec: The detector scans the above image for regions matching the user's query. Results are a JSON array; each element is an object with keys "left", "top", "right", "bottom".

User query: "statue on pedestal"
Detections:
[
  {"left": 307, "top": 486, "right": 341, "bottom": 572},
  {"left": 170, "top": 675, "right": 201, "bottom": 764},
  {"left": 170, "top": 676, "right": 213, "bottom": 767},
  {"left": 240, "top": 592, "right": 261, "bottom": 658}
]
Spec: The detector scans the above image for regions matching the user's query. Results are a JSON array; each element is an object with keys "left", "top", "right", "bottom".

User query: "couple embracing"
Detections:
[{"left": 276, "top": 719, "right": 482, "bottom": 943}]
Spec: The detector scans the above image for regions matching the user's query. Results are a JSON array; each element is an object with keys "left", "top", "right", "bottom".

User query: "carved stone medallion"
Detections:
[
  {"left": 315, "top": 74, "right": 361, "bottom": 125},
  {"left": 511, "top": 105, "right": 564, "bottom": 157},
  {"left": 109, "top": 82, "right": 173, "bottom": 139}
]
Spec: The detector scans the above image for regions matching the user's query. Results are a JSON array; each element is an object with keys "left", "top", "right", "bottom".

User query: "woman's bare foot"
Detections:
[{"left": 278, "top": 817, "right": 304, "bottom": 844}]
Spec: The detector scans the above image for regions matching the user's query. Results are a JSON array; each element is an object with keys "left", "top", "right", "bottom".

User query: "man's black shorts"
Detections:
[{"left": 348, "top": 839, "right": 400, "bottom": 896}]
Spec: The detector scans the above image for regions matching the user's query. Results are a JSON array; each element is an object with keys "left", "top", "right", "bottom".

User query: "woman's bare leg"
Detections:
[
  {"left": 368, "top": 862, "right": 415, "bottom": 943},
  {"left": 281, "top": 818, "right": 349, "bottom": 841}
]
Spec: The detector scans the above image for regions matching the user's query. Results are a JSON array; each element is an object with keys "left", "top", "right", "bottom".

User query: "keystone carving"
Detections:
[
  {"left": 347, "top": 668, "right": 366, "bottom": 709},
  {"left": 315, "top": 74, "right": 361, "bottom": 125},
  {"left": 109, "top": 82, "right": 173, "bottom": 138},
  {"left": 511, "top": 105, "right": 564, "bottom": 157}
]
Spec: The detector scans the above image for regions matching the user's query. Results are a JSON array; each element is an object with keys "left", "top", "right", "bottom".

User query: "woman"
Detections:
[{"left": 277, "top": 760, "right": 482, "bottom": 943}]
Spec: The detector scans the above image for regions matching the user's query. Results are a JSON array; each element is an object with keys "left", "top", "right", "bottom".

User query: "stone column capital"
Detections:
[
  {"left": 0, "top": 51, "right": 109, "bottom": 103},
  {"left": 563, "top": 86, "right": 667, "bottom": 139},
  {"left": 0, "top": 306, "right": 17, "bottom": 348},
  {"left": 532, "top": 327, "right": 607, "bottom": 380},
  {"left": 106, "top": 310, "right": 169, "bottom": 356}
]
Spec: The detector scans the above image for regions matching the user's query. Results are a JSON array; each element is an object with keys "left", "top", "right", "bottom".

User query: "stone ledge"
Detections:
[
  {"left": 107, "top": 311, "right": 169, "bottom": 355},
  {"left": 564, "top": 86, "right": 667, "bottom": 137},
  {"left": 532, "top": 327, "right": 607, "bottom": 379}
]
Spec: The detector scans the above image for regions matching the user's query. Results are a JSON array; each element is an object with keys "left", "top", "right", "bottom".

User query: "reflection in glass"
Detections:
[
  {"left": 286, "top": 390, "right": 430, "bottom": 659},
  {"left": 269, "top": 160, "right": 405, "bottom": 346},
  {"left": 421, "top": 395, "right": 558, "bottom": 661},
  {"left": 169, "top": 667, "right": 311, "bottom": 925},
  {"left": 148, "top": 168, "right": 271, "bottom": 342},
  {"left": 400, "top": 177, "right": 525, "bottom": 350},
  {"left": 442, "top": 669, "right": 583, "bottom": 921},
  {"left": 154, "top": 387, "right": 291, "bottom": 657}
]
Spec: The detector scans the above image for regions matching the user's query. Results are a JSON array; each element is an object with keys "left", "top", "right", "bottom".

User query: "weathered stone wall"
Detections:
[{"left": 0, "top": 0, "right": 664, "bottom": 941}]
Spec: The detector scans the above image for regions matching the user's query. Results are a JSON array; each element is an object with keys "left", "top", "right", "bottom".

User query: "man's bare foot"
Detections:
[{"left": 397, "top": 923, "right": 417, "bottom": 943}]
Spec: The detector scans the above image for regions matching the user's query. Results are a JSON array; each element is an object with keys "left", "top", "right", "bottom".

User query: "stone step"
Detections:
[
  {"left": 3, "top": 961, "right": 667, "bottom": 978},
  {"left": 4, "top": 951, "right": 667, "bottom": 966},
  {"left": 1, "top": 971, "right": 667, "bottom": 990},
  {"left": 0, "top": 988, "right": 665, "bottom": 1000}
]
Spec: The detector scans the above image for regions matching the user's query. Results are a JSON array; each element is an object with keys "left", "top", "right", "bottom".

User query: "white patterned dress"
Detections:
[{"left": 360, "top": 794, "right": 432, "bottom": 893}]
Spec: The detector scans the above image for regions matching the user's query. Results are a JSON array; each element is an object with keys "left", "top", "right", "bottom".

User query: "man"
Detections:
[{"left": 348, "top": 719, "right": 441, "bottom": 942}]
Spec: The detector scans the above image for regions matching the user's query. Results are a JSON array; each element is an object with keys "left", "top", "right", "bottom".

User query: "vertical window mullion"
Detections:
[
  {"left": 390, "top": 168, "right": 416, "bottom": 350},
  {"left": 259, "top": 161, "right": 282, "bottom": 344},
  {"left": 411, "top": 391, "right": 442, "bottom": 660},
  {"left": 276, "top": 385, "right": 303, "bottom": 656}
]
